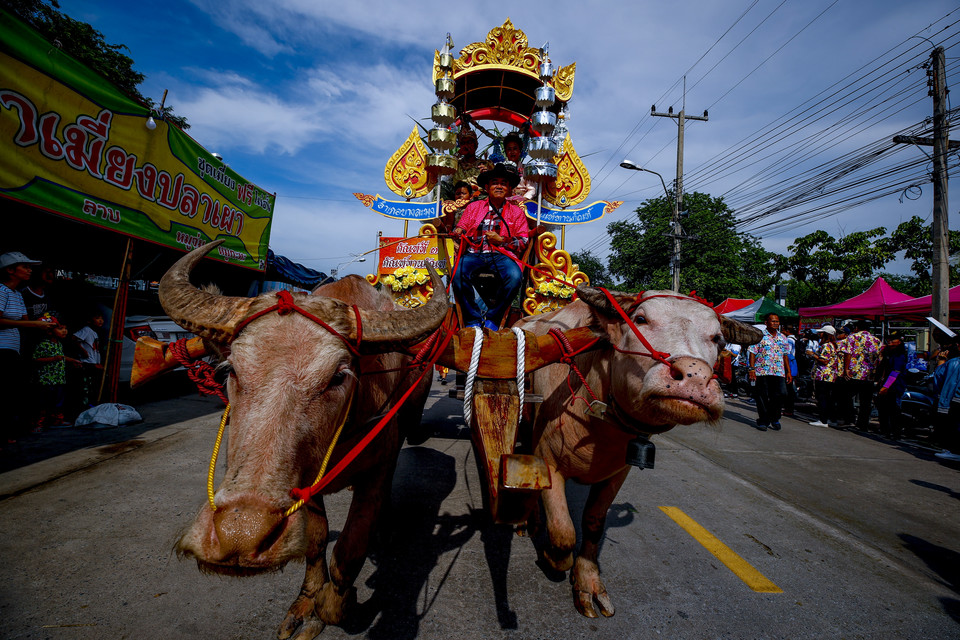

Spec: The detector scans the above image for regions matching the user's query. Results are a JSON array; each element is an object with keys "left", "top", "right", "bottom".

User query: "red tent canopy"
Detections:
[
  {"left": 884, "top": 285, "right": 960, "bottom": 319},
  {"left": 798, "top": 277, "right": 913, "bottom": 318},
  {"left": 714, "top": 298, "right": 755, "bottom": 314}
]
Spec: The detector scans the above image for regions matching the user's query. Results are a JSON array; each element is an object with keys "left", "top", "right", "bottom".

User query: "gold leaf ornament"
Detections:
[
  {"left": 384, "top": 127, "right": 436, "bottom": 199},
  {"left": 544, "top": 133, "right": 591, "bottom": 208}
]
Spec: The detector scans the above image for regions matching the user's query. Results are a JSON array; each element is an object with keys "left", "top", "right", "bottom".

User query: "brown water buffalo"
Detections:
[
  {"left": 514, "top": 287, "right": 761, "bottom": 618},
  {"left": 165, "top": 241, "right": 448, "bottom": 640}
]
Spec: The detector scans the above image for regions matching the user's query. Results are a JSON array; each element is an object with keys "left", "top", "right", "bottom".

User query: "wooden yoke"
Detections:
[{"left": 130, "top": 324, "right": 606, "bottom": 387}]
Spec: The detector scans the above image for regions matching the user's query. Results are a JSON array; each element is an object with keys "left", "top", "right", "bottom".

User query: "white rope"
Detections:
[
  {"left": 462, "top": 327, "right": 484, "bottom": 428},
  {"left": 511, "top": 327, "right": 526, "bottom": 411}
]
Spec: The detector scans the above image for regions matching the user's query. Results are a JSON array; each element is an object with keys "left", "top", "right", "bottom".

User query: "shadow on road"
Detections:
[
  {"left": 350, "top": 445, "right": 477, "bottom": 639},
  {"left": 899, "top": 533, "right": 960, "bottom": 623}
]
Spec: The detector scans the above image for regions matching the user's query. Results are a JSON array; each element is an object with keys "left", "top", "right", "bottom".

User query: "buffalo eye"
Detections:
[
  {"left": 633, "top": 314, "right": 648, "bottom": 325},
  {"left": 712, "top": 333, "right": 724, "bottom": 346},
  {"left": 329, "top": 368, "right": 349, "bottom": 387}
]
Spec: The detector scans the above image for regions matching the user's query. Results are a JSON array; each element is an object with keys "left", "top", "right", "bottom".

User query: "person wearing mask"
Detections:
[
  {"left": 451, "top": 163, "right": 529, "bottom": 330},
  {"left": 747, "top": 313, "right": 792, "bottom": 431},
  {"left": 0, "top": 251, "right": 54, "bottom": 443},
  {"left": 875, "top": 330, "right": 909, "bottom": 439},
  {"left": 808, "top": 325, "right": 840, "bottom": 428}
]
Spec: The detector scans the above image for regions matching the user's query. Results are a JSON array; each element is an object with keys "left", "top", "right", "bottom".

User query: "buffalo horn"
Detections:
[
  {"left": 159, "top": 241, "right": 274, "bottom": 343},
  {"left": 349, "top": 262, "right": 450, "bottom": 352},
  {"left": 719, "top": 316, "right": 763, "bottom": 346}
]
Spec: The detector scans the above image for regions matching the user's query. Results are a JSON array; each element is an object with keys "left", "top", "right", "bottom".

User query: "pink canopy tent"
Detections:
[
  {"left": 798, "top": 277, "right": 913, "bottom": 318},
  {"left": 713, "top": 298, "right": 755, "bottom": 314},
  {"left": 884, "top": 285, "right": 960, "bottom": 319}
]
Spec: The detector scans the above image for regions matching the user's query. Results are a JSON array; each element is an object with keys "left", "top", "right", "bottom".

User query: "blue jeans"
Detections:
[{"left": 453, "top": 251, "right": 523, "bottom": 327}]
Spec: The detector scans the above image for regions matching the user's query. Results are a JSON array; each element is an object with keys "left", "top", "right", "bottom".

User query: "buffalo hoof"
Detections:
[
  {"left": 278, "top": 595, "right": 318, "bottom": 640},
  {"left": 571, "top": 557, "right": 615, "bottom": 618},
  {"left": 573, "top": 586, "right": 615, "bottom": 618}
]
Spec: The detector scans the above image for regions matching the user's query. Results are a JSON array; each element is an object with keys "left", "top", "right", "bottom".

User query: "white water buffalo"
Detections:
[
  {"left": 165, "top": 241, "right": 448, "bottom": 639},
  {"left": 514, "top": 287, "right": 761, "bottom": 618}
]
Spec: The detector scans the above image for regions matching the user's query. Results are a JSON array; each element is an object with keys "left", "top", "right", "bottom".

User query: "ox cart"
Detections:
[{"left": 134, "top": 19, "right": 761, "bottom": 635}]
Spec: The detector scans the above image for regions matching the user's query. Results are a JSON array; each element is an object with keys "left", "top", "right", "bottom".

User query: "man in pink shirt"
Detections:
[{"left": 452, "top": 163, "right": 530, "bottom": 330}]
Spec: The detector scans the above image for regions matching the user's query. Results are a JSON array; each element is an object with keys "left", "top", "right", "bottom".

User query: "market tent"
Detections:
[
  {"left": 798, "top": 277, "right": 913, "bottom": 318},
  {"left": 722, "top": 297, "right": 798, "bottom": 322},
  {"left": 884, "top": 285, "right": 960, "bottom": 319},
  {"left": 714, "top": 298, "right": 755, "bottom": 314}
]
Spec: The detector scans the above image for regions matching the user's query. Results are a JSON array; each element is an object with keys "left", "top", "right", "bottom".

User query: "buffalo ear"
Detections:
[
  {"left": 720, "top": 316, "right": 762, "bottom": 346},
  {"left": 576, "top": 286, "right": 635, "bottom": 318}
]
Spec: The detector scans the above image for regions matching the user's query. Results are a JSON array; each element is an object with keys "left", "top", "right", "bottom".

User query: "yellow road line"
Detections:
[{"left": 659, "top": 506, "right": 783, "bottom": 593}]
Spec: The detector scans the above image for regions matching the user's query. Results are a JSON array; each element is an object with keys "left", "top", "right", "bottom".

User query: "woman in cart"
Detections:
[{"left": 451, "top": 163, "right": 530, "bottom": 330}]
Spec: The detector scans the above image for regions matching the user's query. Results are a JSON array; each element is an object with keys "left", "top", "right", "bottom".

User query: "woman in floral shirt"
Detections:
[
  {"left": 839, "top": 320, "right": 882, "bottom": 430},
  {"left": 809, "top": 325, "right": 842, "bottom": 427}
]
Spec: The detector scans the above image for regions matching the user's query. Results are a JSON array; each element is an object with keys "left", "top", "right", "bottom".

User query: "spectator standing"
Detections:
[
  {"left": 782, "top": 326, "right": 799, "bottom": 416},
  {"left": 747, "top": 313, "right": 792, "bottom": 431},
  {"left": 808, "top": 325, "right": 841, "bottom": 427},
  {"left": 74, "top": 310, "right": 104, "bottom": 409},
  {"left": 875, "top": 331, "right": 909, "bottom": 439},
  {"left": 933, "top": 343, "right": 960, "bottom": 462},
  {"left": 31, "top": 322, "right": 79, "bottom": 430},
  {"left": 0, "top": 251, "right": 53, "bottom": 443},
  {"left": 839, "top": 320, "right": 882, "bottom": 431}
]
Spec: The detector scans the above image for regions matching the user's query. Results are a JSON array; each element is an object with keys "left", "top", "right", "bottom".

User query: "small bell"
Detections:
[{"left": 625, "top": 435, "right": 655, "bottom": 469}]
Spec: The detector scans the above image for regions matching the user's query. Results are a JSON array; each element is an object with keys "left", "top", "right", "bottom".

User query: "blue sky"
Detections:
[{"left": 57, "top": 0, "right": 959, "bottom": 279}]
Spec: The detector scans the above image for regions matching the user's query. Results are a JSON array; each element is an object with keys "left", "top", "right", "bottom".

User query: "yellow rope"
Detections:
[
  {"left": 284, "top": 389, "right": 355, "bottom": 518},
  {"left": 207, "top": 403, "right": 231, "bottom": 512}
]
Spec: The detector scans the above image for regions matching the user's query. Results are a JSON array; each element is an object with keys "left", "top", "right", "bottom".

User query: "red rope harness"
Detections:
[
  {"left": 234, "top": 290, "right": 363, "bottom": 357},
  {"left": 169, "top": 339, "right": 229, "bottom": 404},
  {"left": 288, "top": 317, "right": 456, "bottom": 503}
]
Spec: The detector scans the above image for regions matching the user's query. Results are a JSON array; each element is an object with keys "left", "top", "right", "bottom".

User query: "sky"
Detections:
[{"left": 55, "top": 0, "right": 960, "bottom": 280}]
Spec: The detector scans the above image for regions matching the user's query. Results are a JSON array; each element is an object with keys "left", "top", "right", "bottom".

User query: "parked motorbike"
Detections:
[{"left": 898, "top": 368, "right": 943, "bottom": 442}]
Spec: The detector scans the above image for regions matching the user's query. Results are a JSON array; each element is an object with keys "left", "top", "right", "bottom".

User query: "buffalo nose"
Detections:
[
  {"left": 212, "top": 503, "right": 285, "bottom": 561},
  {"left": 669, "top": 356, "right": 714, "bottom": 385}
]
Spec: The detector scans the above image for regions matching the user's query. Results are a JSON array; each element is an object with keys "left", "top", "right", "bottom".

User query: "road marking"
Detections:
[{"left": 659, "top": 506, "right": 783, "bottom": 593}]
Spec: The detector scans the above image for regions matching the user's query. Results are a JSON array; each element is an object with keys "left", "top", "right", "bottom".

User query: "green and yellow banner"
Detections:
[{"left": 0, "top": 9, "right": 273, "bottom": 270}]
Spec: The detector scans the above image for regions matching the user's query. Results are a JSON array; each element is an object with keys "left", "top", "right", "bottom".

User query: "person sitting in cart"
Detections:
[
  {"left": 503, "top": 130, "right": 537, "bottom": 201},
  {"left": 452, "top": 163, "right": 529, "bottom": 330}
]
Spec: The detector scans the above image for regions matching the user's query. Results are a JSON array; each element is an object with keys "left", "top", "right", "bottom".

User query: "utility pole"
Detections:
[
  {"left": 651, "top": 79, "right": 708, "bottom": 292},
  {"left": 892, "top": 46, "right": 951, "bottom": 340}
]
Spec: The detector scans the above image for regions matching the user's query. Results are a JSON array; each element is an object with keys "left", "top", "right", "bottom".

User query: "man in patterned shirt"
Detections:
[
  {"left": 839, "top": 319, "right": 882, "bottom": 431},
  {"left": 747, "top": 313, "right": 792, "bottom": 431}
]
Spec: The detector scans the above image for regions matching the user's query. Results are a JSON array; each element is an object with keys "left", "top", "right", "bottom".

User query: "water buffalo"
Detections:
[
  {"left": 514, "top": 287, "right": 761, "bottom": 618},
  {"left": 165, "top": 241, "right": 448, "bottom": 639}
]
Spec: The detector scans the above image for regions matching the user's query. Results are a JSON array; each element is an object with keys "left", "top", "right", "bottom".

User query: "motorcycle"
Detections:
[{"left": 898, "top": 368, "right": 943, "bottom": 442}]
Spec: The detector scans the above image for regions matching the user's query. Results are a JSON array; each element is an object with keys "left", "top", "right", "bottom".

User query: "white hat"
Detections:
[
  {"left": 0, "top": 251, "right": 41, "bottom": 269},
  {"left": 815, "top": 324, "right": 836, "bottom": 335}
]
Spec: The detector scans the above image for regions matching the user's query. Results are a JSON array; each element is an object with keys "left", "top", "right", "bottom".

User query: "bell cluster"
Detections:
[
  {"left": 427, "top": 34, "right": 459, "bottom": 177},
  {"left": 525, "top": 44, "right": 564, "bottom": 183}
]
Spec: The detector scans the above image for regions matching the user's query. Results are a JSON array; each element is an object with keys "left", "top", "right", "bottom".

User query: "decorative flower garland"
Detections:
[
  {"left": 382, "top": 265, "right": 430, "bottom": 292},
  {"left": 536, "top": 278, "right": 575, "bottom": 299}
]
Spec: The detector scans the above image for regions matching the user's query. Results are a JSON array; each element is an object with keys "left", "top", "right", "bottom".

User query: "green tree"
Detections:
[
  {"left": 2, "top": 0, "right": 189, "bottom": 129},
  {"left": 569, "top": 250, "right": 613, "bottom": 289},
  {"left": 775, "top": 228, "right": 895, "bottom": 306},
  {"left": 883, "top": 215, "right": 960, "bottom": 294},
  {"left": 607, "top": 192, "right": 777, "bottom": 301}
]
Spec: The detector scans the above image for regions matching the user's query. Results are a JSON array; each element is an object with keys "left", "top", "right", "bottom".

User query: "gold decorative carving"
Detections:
[
  {"left": 435, "top": 19, "right": 541, "bottom": 83},
  {"left": 353, "top": 193, "right": 375, "bottom": 207},
  {"left": 552, "top": 62, "right": 576, "bottom": 102},
  {"left": 523, "top": 232, "right": 590, "bottom": 316},
  {"left": 544, "top": 133, "right": 591, "bottom": 208},
  {"left": 384, "top": 127, "right": 436, "bottom": 198},
  {"left": 604, "top": 201, "right": 624, "bottom": 214}
]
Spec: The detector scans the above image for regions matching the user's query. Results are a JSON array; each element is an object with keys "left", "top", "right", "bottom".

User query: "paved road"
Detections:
[{"left": 0, "top": 382, "right": 957, "bottom": 639}]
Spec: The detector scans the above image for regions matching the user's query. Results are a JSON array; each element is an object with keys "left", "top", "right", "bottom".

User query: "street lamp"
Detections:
[
  {"left": 620, "top": 159, "right": 681, "bottom": 292},
  {"left": 322, "top": 254, "right": 367, "bottom": 285}
]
